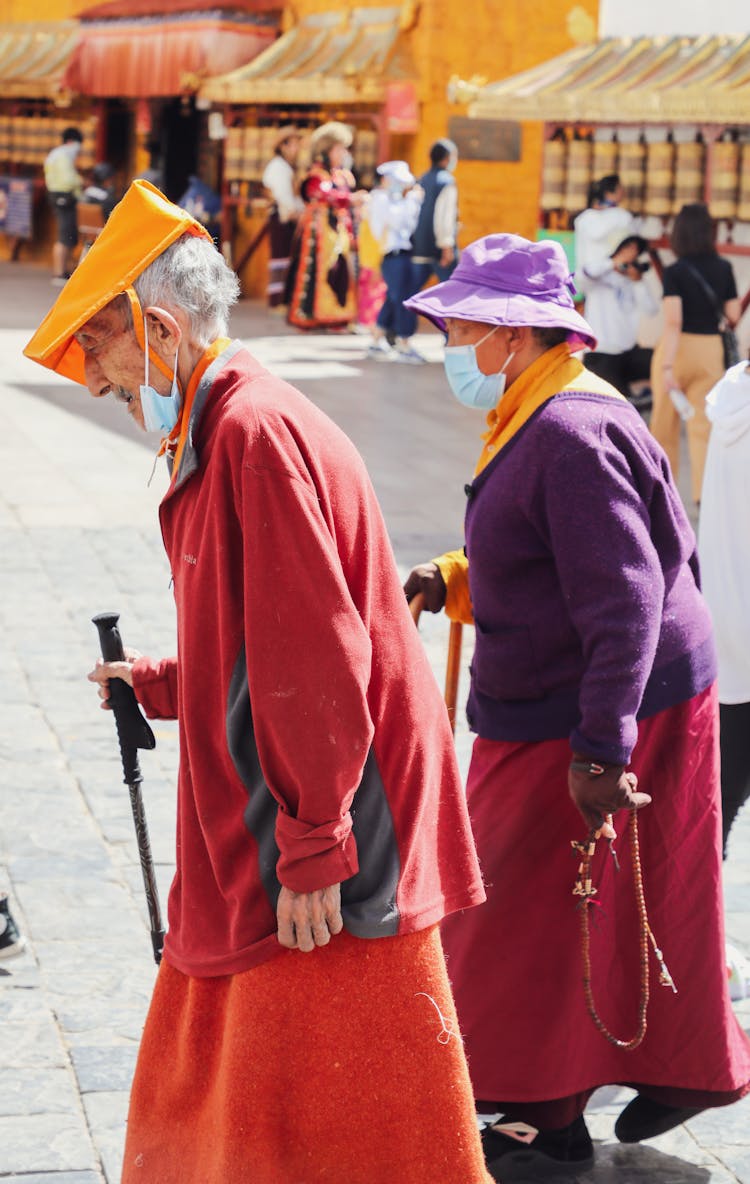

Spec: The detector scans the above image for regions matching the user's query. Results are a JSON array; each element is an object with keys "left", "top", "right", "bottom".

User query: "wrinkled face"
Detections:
[{"left": 75, "top": 302, "right": 169, "bottom": 431}]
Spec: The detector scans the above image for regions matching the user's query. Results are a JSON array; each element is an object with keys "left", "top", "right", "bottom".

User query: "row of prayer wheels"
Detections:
[
  {"left": 0, "top": 115, "right": 98, "bottom": 171},
  {"left": 541, "top": 134, "right": 750, "bottom": 222},
  {"left": 224, "top": 123, "right": 379, "bottom": 189}
]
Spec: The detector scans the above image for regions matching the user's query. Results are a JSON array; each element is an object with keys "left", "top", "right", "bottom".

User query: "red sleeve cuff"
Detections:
[
  {"left": 132, "top": 656, "right": 178, "bottom": 720},
  {"left": 275, "top": 812, "right": 359, "bottom": 893}
]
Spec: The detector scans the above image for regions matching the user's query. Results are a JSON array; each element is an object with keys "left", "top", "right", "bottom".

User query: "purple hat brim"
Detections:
[{"left": 405, "top": 276, "right": 598, "bottom": 351}]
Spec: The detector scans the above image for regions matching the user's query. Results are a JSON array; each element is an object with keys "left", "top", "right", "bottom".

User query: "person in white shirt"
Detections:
[
  {"left": 44, "top": 125, "right": 84, "bottom": 285},
  {"left": 574, "top": 175, "right": 657, "bottom": 408},
  {"left": 262, "top": 126, "right": 304, "bottom": 307},
  {"left": 699, "top": 360, "right": 750, "bottom": 857},
  {"left": 365, "top": 160, "right": 424, "bottom": 363}
]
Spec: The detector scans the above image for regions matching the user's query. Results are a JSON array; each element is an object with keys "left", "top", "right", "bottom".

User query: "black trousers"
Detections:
[
  {"left": 720, "top": 701, "right": 750, "bottom": 857},
  {"left": 584, "top": 346, "right": 653, "bottom": 397}
]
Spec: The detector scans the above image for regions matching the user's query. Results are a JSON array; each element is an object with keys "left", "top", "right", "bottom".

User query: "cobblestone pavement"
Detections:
[{"left": 1, "top": 262, "right": 749, "bottom": 1182}]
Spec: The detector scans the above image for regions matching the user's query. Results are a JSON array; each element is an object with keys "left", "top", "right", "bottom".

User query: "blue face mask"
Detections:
[
  {"left": 140, "top": 317, "right": 180, "bottom": 434},
  {"left": 443, "top": 326, "right": 515, "bottom": 410}
]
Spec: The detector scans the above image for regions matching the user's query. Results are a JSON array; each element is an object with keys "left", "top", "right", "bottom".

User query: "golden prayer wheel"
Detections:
[
  {"left": 618, "top": 140, "right": 646, "bottom": 214},
  {"left": 19, "top": 116, "right": 37, "bottom": 165},
  {"left": 563, "top": 139, "right": 592, "bottom": 213},
  {"left": 540, "top": 139, "right": 567, "bottom": 211},
  {"left": 709, "top": 141, "right": 739, "bottom": 220},
  {"left": 0, "top": 115, "right": 11, "bottom": 162},
  {"left": 643, "top": 141, "right": 675, "bottom": 217},
  {"left": 672, "top": 141, "right": 705, "bottom": 213},
  {"left": 224, "top": 127, "right": 243, "bottom": 182},
  {"left": 9, "top": 117, "right": 25, "bottom": 164},
  {"left": 736, "top": 143, "right": 750, "bottom": 222},
  {"left": 241, "top": 125, "right": 260, "bottom": 182},
  {"left": 259, "top": 125, "right": 277, "bottom": 177},
  {"left": 592, "top": 138, "right": 618, "bottom": 184}
]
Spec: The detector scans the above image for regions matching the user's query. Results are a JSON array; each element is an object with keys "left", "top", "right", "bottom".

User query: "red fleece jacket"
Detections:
[{"left": 132, "top": 343, "right": 485, "bottom": 977}]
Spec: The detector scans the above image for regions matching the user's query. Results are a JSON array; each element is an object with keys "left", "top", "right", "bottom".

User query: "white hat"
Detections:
[{"left": 376, "top": 160, "right": 415, "bottom": 187}]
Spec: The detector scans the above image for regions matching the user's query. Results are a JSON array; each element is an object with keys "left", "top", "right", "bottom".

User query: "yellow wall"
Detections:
[
  {"left": 2, "top": 0, "right": 79, "bottom": 18},
  {"left": 293, "top": 0, "right": 599, "bottom": 246}
]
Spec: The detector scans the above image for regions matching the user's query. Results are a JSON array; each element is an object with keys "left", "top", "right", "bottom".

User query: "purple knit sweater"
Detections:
[{"left": 464, "top": 390, "right": 716, "bottom": 764}]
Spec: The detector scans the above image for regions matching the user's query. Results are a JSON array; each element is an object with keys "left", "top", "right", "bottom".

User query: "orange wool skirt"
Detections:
[{"left": 121, "top": 926, "right": 491, "bottom": 1184}]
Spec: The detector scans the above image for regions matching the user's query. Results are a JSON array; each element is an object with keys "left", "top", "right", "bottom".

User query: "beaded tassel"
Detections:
[{"left": 571, "top": 809, "right": 677, "bottom": 1050}]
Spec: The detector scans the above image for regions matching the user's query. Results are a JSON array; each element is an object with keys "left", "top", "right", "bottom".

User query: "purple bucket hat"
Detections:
[{"left": 405, "top": 233, "right": 597, "bottom": 350}]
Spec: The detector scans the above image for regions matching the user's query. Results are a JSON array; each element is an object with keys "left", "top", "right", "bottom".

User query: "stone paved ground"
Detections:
[{"left": 1, "top": 260, "right": 749, "bottom": 1182}]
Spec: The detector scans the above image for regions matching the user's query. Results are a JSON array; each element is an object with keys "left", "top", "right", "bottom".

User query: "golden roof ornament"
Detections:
[{"left": 567, "top": 6, "right": 597, "bottom": 45}]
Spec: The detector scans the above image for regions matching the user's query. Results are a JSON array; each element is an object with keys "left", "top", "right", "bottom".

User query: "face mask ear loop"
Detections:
[
  {"left": 476, "top": 324, "right": 500, "bottom": 349},
  {"left": 143, "top": 315, "right": 150, "bottom": 388},
  {"left": 500, "top": 349, "right": 516, "bottom": 376}
]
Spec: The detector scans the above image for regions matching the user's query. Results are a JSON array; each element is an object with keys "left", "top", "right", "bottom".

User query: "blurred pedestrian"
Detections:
[
  {"left": 411, "top": 138, "right": 459, "bottom": 289},
  {"left": 365, "top": 160, "right": 424, "bottom": 363},
  {"left": 574, "top": 176, "right": 657, "bottom": 409},
  {"left": 44, "top": 125, "right": 83, "bottom": 285},
  {"left": 24, "top": 180, "right": 490, "bottom": 1184},
  {"left": 699, "top": 358, "right": 750, "bottom": 857},
  {"left": 82, "top": 162, "right": 118, "bottom": 221},
  {"left": 178, "top": 174, "right": 221, "bottom": 244},
  {"left": 286, "top": 121, "right": 359, "bottom": 330},
  {"left": 404, "top": 233, "right": 750, "bottom": 1180},
  {"left": 262, "top": 125, "right": 304, "bottom": 308},
  {"left": 650, "top": 202, "right": 740, "bottom": 504}
]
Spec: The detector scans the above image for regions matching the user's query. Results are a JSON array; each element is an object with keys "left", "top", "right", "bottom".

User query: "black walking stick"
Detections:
[{"left": 92, "top": 612, "right": 165, "bottom": 964}]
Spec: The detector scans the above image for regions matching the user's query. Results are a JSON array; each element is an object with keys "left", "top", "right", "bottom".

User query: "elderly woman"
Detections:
[
  {"left": 286, "top": 120, "right": 359, "bottom": 330},
  {"left": 404, "top": 235, "right": 750, "bottom": 1180}
]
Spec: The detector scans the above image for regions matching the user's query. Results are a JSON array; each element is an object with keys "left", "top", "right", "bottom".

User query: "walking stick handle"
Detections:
[{"left": 92, "top": 613, "right": 156, "bottom": 764}]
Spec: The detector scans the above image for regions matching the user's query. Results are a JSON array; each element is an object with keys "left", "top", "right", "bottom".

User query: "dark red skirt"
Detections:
[
  {"left": 442, "top": 685, "right": 750, "bottom": 1109},
  {"left": 121, "top": 926, "right": 491, "bottom": 1183}
]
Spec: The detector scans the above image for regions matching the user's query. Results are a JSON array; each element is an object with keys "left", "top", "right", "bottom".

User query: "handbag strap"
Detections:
[{"left": 682, "top": 260, "right": 727, "bottom": 327}]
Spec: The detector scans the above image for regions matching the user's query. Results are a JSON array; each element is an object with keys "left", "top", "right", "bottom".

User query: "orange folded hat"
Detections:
[{"left": 24, "top": 180, "right": 213, "bottom": 387}]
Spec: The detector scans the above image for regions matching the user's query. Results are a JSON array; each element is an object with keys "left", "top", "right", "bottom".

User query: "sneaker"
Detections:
[
  {"left": 0, "top": 896, "right": 26, "bottom": 960},
  {"left": 614, "top": 1094, "right": 704, "bottom": 1143},
  {"left": 482, "top": 1114, "right": 594, "bottom": 1179},
  {"left": 393, "top": 346, "right": 427, "bottom": 364},
  {"left": 366, "top": 339, "right": 394, "bottom": 360}
]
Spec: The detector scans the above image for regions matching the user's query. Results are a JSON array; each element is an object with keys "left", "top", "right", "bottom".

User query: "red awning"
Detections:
[{"left": 64, "top": 6, "right": 280, "bottom": 98}]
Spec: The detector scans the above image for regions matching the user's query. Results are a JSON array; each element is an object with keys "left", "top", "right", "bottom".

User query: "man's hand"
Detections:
[
  {"left": 277, "top": 884, "right": 343, "bottom": 952},
  {"left": 439, "top": 247, "right": 454, "bottom": 269},
  {"left": 403, "top": 563, "right": 447, "bottom": 613},
  {"left": 569, "top": 755, "right": 651, "bottom": 837},
  {"left": 87, "top": 648, "right": 142, "bottom": 710}
]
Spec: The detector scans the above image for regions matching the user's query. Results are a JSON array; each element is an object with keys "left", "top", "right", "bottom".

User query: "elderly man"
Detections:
[
  {"left": 403, "top": 235, "right": 750, "bottom": 1181},
  {"left": 24, "top": 181, "right": 490, "bottom": 1184}
]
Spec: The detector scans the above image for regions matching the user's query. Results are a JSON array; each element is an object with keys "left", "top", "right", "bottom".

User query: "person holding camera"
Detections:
[{"left": 574, "top": 175, "right": 658, "bottom": 408}]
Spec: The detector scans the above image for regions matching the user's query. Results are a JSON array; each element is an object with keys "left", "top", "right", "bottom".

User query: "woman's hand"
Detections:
[
  {"left": 403, "top": 563, "right": 447, "bottom": 613},
  {"left": 568, "top": 755, "right": 651, "bottom": 837}
]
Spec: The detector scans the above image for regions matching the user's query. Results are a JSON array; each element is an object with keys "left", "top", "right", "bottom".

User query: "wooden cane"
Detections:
[{"left": 409, "top": 593, "right": 463, "bottom": 735}]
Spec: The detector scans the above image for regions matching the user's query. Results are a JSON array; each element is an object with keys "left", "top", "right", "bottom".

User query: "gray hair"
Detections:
[{"left": 131, "top": 233, "right": 240, "bottom": 346}]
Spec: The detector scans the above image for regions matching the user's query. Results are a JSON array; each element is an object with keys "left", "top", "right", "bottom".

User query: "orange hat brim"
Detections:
[{"left": 24, "top": 180, "right": 213, "bottom": 386}]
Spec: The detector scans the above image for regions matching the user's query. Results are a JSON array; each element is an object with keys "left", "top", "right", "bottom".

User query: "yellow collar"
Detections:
[{"left": 475, "top": 345, "right": 624, "bottom": 475}]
